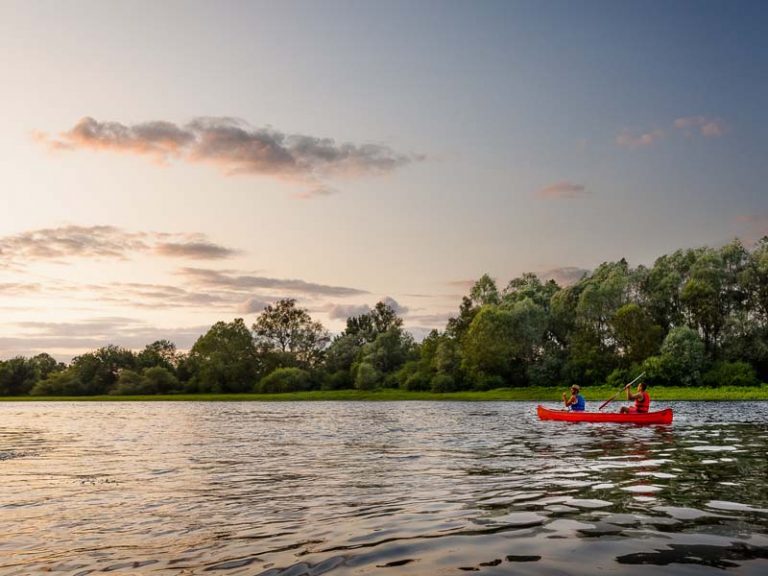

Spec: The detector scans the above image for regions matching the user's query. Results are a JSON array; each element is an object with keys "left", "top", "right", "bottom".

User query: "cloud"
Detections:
[
  {"left": 177, "top": 267, "right": 368, "bottom": 298},
  {"left": 616, "top": 128, "right": 665, "bottom": 148},
  {"left": 381, "top": 296, "right": 408, "bottom": 316},
  {"left": 0, "top": 283, "right": 42, "bottom": 295},
  {"left": 38, "top": 117, "right": 421, "bottom": 191},
  {"left": 326, "top": 303, "right": 373, "bottom": 321},
  {"left": 323, "top": 297, "right": 409, "bottom": 321},
  {"left": 2, "top": 319, "right": 211, "bottom": 361},
  {"left": 405, "top": 312, "right": 452, "bottom": 325},
  {"left": 0, "top": 226, "right": 236, "bottom": 266},
  {"left": 154, "top": 240, "right": 238, "bottom": 259},
  {"left": 294, "top": 186, "right": 340, "bottom": 200},
  {"left": 536, "top": 181, "right": 589, "bottom": 199},
  {"left": 98, "top": 282, "right": 234, "bottom": 309},
  {"left": 446, "top": 279, "right": 476, "bottom": 292},
  {"left": 673, "top": 116, "right": 728, "bottom": 137},
  {"left": 238, "top": 297, "right": 274, "bottom": 315},
  {"left": 538, "top": 266, "right": 590, "bottom": 287},
  {"left": 404, "top": 326, "right": 438, "bottom": 342}
]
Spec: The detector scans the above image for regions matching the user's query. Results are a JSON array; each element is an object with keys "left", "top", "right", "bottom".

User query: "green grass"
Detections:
[{"left": 3, "top": 384, "right": 768, "bottom": 402}]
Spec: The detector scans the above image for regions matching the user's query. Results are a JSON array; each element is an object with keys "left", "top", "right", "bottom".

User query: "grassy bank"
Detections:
[{"left": 2, "top": 384, "right": 767, "bottom": 402}]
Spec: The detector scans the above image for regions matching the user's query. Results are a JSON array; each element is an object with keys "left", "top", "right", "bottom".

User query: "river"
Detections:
[{"left": 1, "top": 401, "right": 767, "bottom": 575}]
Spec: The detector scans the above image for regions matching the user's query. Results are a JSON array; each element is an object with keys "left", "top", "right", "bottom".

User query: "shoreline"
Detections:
[{"left": 1, "top": 385, "right": 767, "bottom": 402}]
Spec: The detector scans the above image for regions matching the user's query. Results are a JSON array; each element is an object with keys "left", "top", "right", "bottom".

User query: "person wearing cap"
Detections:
[{"left": 563, "top": 384, "right": 586, "bottom": 411}]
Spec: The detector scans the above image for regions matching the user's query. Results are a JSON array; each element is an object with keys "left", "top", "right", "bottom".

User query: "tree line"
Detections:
[{"left": 2, "top": 239, "right": 767, "bottom": 396}]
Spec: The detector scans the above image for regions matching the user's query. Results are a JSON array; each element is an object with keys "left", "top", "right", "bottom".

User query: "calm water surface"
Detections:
[{"left": 1, "top": 401, "right": 767, "bottom": 575}]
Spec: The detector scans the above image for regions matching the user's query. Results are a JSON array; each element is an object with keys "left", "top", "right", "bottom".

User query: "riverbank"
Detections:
[{"left": 2, "top": 384, "right": 767, "bottom": 402}]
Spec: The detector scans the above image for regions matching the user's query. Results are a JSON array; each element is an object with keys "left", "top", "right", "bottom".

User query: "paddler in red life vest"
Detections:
[{"left": 620, "top": 381, "right": 650, "bottom": 414}]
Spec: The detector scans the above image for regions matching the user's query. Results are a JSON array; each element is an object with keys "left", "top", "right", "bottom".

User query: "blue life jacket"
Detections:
[{"left": 571, "top": 393, "right": 586, "bottom": 411}]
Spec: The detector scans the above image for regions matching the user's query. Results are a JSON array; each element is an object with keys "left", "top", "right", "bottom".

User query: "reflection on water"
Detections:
[{"left": 0, "top": 401, "right": 766, "bottom": 575}]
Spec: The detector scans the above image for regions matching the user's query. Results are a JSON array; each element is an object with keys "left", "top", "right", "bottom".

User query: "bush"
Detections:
[
  {"left": 702, "top": 361, "right": 759, "bottom": 387},
  {"left": 111, "top": 370, "right": 154, "bottom": 395},
  {"left": 470, "top": 372, "right": 505, "bottom": 391},
  {"left": 110, "top": 367, "right": 180, "bottom": 395},
  {"left": 256, "top": 368, "right": 311, "bottom": 393},
  {"left": 30, "top": 371, "right": 86, "bottom": 396},
  {"left": 404, "top": 371, "right": 431, "bottom": 391},
  {"left": 430, "top": 373, "right": 458, "bottom": 393},
  {"left": 322, "top": 370, "right": 353, "bottom": 391},
  {"left": 354, "top": 362, "right": 382, "bottom": 390},
  {"left": 142, "top": 366, "right": 179, "bottom": 394}
]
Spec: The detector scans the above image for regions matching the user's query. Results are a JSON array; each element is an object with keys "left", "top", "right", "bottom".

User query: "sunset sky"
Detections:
[{"left": 2, "top": 0, "right": 767, "bottom": 360}]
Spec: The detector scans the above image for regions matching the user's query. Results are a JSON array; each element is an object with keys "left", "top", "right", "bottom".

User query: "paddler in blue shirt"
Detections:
[{"left": 563, "top": 384, "right": 586, "bottom": 411}]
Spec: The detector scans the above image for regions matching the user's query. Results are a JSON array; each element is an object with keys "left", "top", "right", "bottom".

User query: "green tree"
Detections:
[
  {"left": 469, "top": 274, "right": 501, "bottom": 306},
  {"left": 342, "top": 300, "right": 405, "bottom": 345},
  {"left": 253, "top": 299, "right": 330, "bottom": 368},
  {"left": 503, "top": 273, "right": 559, "bottom": 309},
  {"left": 446, "top": 296, "right": 478, "bottom": 341},
  {"left": 188, "top": 319, "right": 259, "bottom": 393},
  {"left": 29, "top": 353, "right": 65, "bottom": 381},
  {"left": 611, "top": 303, "right": 663, "bottom": 364},
  {"left": 461, "top": 293, "right": 549, "bottom": 387},
  {"left": 137, "top": 340, "right": 178, "bottom": 372},
  {"left": 681, "top": 249, "right": 725, "bottom": 354},
  {"left": 68, "top": 345, "right": 136, "bottom": 395},
  {"left": 0, "top": 357, "right": 38, "bottom": 396},
  {"left": 643, "top": 326, "right": 706, "bottom": 386}
]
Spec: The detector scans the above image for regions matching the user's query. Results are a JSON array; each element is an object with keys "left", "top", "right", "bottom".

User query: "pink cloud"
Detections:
[
  {"left": 616, "top": 128, "right": 664, "bottom": 148},
  {"left": 536, "top": 181, "right": 588, "bottom": 199},
  {"left": 37, "top": 117, "right": 421, "bottom": 194},
  {"left": 0, "top": 226, "right": 236, "bottom": 266},
  {"left": 673, "top": 116, "right": 728, "bottom": 137}
]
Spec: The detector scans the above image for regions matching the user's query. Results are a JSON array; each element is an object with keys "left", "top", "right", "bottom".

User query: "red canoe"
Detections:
[{"left": 537, "top": 405, "right": 673, "bottom": 425}]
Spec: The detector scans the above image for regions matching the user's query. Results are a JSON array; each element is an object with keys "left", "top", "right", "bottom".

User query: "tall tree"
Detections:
[
  {"left": 189, "top": 319, "right": 259, "bottom": 393},
  {"left": 253, "top": 298, "right": 330, "bottom": 368}
]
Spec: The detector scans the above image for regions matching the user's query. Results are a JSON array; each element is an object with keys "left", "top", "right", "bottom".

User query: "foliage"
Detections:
[
  {"left": 137, "top": 340, "right": 178, "bottom": 372},
  {"left": 253, "top": 299, "right": 330, "bottom": 369},
  {"left": 30, "top": 370, "right": 86, "bottom": 396},
  {"left": 257, "top": 367, "right": 312, "bottom": 393},
  {"left": 188, "top": 319, "right": 259, "bottom": 393},
  {"left": 430, "top": 373, "right": 458, "bottom": 393},
  {"left": 641, "top": 326, "right": 706, "bottom": 386},
  {"left": 702, "top": 361, "right": 759, "bottom": 387},
  {"left": 354, "top": 362, "right": 382, "bottom": 390},
  {"left": 0, "top": 357, "right": 39, "bottom": 396},
  {"left": 6, "top": 240, "right": 768, "bottom": 396}
]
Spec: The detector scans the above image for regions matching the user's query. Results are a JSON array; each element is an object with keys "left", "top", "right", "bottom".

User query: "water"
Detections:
[{"left": 1, "top": 401, "right": 767, "bottom": 575}]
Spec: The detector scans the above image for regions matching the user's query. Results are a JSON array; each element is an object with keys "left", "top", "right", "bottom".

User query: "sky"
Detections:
[{"left": 1, "top": 0, "right": 767, "bottom": 360}]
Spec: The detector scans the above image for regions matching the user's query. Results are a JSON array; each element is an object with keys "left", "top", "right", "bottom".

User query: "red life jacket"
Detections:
[{"left": 635, "top": 391, "right": 650, "bottom": 413}]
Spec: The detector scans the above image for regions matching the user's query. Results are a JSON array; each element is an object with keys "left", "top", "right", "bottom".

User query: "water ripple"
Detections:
[{"left": 0, "top": 400, "right": 766, "bottom": 574}]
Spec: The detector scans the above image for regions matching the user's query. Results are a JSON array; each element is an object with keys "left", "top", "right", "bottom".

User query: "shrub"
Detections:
[
  {"left": 256, "top": 368, "right": 311, "bottom": 393},
  {"left": 404, "top": 371, "right": 431, "bottom": 391},
  {"left": 110, "top": 370, "right": 154, "bottom": 395},
  {"left": 30, "top": 371, "right": 86, "bottom": 396},
  {"left": 471, "top": 372, "right": 505, "bottom": 391},
  {"left": 322, "top": 370, "right": 353, "bottom": 391},
  {"left": 702, "top": 361, "right": 759, "bottom": 387},
  {"left": 430, "top": 373, "right": 458, "bottom": 393},
  {"left": 142, "top": 366, "right": 179, "bottom": 394},
  {"left": 354, "top": 362, "right": 382, "bottom": 390}
]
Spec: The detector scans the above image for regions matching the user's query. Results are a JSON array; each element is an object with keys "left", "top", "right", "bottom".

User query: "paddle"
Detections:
[{"left": 598, "top": 372, "right": 645, "bottom": 411}]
